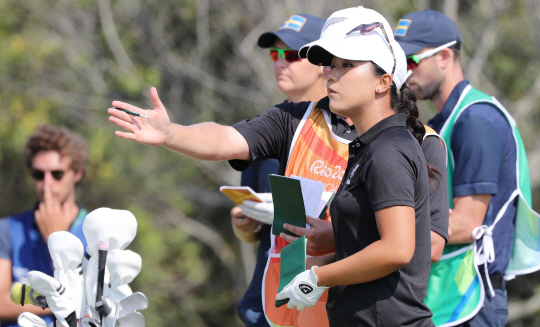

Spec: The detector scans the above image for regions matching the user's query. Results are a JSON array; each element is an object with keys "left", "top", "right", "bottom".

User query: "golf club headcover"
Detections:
[
  {"left": 48, "top": 231, "right": 85, "bottom": 319},
  {"left": 82, "top": 208, "right": 136, "bottom": 308},
  {"left": 83, "top": 254, "right": 99, "bottom": 307},
  {"left": 107, "top": 249, "right": 141, "bottom": 303},
  {"left": 82, "top": 208, "right": 138, "bottom": 257},
  {"left": 10, "top": 281, "right": 48, "bottom": 308},
  {"left": 27, "top": 271, "right": 76, "bottom": 321}
]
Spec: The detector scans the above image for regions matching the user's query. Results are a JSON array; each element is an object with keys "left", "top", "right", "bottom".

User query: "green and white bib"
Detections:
[{"left": 425, "top": 85, "right": 540, "bottom": 326}]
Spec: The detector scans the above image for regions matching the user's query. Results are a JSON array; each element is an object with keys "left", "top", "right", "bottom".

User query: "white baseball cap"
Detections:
[{"left": 299, "top": 6, "right": 408, "bottom": 90}]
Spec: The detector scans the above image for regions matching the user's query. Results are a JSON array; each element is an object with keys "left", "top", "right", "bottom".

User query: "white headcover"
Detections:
[
  {"left": 27, "top": 271, "right": 75, "bottom": 323},
  {"left": 108, "top": 250, "right": 142, "bottom": 286},
  {"left": 82, "top": 208, "right": 138, "bottom": 257},
  {"left": 101, "top": 249, "right": 143, "bottom": 327},
  {"left": 299, "top": 6, "right": 408, "bottom": 90},
  {"left": 107, "top": 249, "right": 141, "bottom": 303},
  {"left": 99, "top": 249, "right": 142, "bottom": 327},
  {"left": 82, "top": 208, "right": 138, "bottom": 307},
  {"left": 48, "top": 231, "right": 85, "bottom": 319}
]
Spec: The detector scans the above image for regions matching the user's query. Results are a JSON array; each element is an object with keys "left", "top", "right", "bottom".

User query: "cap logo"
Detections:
[
  {"left": 395, "top": 19, "right": 411, "bottom": 37},
  {"left": 322, "top": 17, "right": 346, "bottom": 33},
  {"left": 279, "top": 15, "right": 307, "bottom": 32}
]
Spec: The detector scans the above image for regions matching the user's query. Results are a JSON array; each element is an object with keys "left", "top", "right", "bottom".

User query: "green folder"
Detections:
[
  {"left": 269, "top": 175, "right": 306, "bottom": 237},
  {"left": 276, "top": 235, "right": 306, "bottom": 307}
]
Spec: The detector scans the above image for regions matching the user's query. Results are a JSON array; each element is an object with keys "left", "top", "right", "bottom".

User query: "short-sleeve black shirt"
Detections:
[
  {"left": 230, "top": 97, "right": 357, "bottom": 175},
  {"left": 422, "top": 135, "right": 449, "bottom": 242},
  {"left": 327, "top": 113, "right": 433, "bottom": 327},
  {"left": 230, "top": 98, "right": 448, "bottom": 243}
]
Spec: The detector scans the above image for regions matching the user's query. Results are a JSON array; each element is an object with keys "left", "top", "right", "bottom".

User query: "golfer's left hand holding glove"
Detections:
[{"left": 276, "top": 266, "right": 329, "bottom": 311}]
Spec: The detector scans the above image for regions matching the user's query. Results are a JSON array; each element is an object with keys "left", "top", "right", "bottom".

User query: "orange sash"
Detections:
[{"left": 263, "top": 102, "right": 350, "bottom": 327}]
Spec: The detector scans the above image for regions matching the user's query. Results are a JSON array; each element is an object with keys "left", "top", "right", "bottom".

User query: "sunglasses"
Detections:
[
  {"left": 346, "top": 22, "right": 396, "bottom": 75},
  {"left": 269, "top": 47, "right": 301, "bottom": 63},
  {"left": 406, "top": 41, "right": 457, "bottom": 70},
  {"left": 30, "top": 169, "right": 66, "bottom": 181}
]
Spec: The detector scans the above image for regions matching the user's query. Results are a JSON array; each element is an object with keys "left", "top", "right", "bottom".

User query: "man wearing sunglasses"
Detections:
[
  {"left": 395, "top": 10, "right": 529, "bottom": 327},
  {"left": 0, "top": 124, "right": 88, "bottom": 326},
  {"left": 230, "top": 14, "right": 327, "bottom": 327}
]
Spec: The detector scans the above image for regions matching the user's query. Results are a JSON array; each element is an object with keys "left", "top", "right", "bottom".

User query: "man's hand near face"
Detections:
[{"left": 35, "top": 185, "right": 76, "bottom": 242}]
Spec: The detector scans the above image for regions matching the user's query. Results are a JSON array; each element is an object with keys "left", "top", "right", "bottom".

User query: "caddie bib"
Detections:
[
  {"left": 424, "top": 85, "right": 540, "bottom": 326},
  {"left": 263, "top": 102, "right": 350, "bottom": 327}
]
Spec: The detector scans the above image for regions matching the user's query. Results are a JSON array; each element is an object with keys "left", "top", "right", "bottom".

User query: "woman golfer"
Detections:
[{"left": 275, "top": 7, "right": 435, "bottom": 327}]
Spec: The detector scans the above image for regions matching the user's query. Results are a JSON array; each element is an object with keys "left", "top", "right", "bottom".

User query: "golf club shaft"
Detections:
[{"left": 95, "top": 246, "right": 108, "bottom": 323}]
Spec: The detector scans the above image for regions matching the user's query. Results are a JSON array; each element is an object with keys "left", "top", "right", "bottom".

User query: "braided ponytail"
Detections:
[
  {"left": 391, "top": 83, "right": 425, "bottom": 144},
  {"left": 373, "top": 63, "right": 441, "bottom": 185}
]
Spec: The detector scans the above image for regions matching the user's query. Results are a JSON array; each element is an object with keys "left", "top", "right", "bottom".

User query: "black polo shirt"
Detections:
[
  {"left": 422, "top": 135, "right": 449, "bottom": 242},
  {"left": 229, "top": 98, "right": 448, "bottom": 242},
  {"left": 229, "top": 96, "right": 356, "bottom": 175},
  {"left": 327, "top": 113, "right": 433, "bottom": 327}
]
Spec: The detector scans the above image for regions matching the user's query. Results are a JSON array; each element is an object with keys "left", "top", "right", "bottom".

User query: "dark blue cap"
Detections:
[
  {"left": 258, "top": 14, "right": 325, "bottom": 51},
  {"left": 394, "top": 9, "right": 462, "bottom": 56}
]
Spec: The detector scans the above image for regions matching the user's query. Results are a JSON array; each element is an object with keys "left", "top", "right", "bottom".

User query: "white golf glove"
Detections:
[
  {"left": 275, "top": 266, "right": 329, "bottom": 311},
  {"left": 238, "top": 192, "right": 274, "bottom": 225}
]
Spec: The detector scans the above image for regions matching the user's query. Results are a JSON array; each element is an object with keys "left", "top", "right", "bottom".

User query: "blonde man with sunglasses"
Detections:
[
  {"left": 0, "top": 124, "right": 88, "bottom": 326},
  {"left": 231, "top": 14, "right": 328, "bottom": 327}
]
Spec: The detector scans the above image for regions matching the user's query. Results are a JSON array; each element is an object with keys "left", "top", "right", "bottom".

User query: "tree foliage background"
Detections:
[{"left": 0, "top": 0, "right": 539, "bottom": 326}]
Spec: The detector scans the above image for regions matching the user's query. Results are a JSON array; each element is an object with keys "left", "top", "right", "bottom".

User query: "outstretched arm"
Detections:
[{"left": 108, "top": 87, "right": 250, "bottom": 161}]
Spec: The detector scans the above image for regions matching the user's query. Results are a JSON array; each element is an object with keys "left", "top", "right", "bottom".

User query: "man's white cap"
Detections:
[{"left": 299, "top": 6, "right": 408, "bottom": 90}]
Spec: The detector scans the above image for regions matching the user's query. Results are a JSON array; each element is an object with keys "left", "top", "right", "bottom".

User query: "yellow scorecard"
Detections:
[{"left": 219, "top": 186, "right": 264, "bottom": 205}]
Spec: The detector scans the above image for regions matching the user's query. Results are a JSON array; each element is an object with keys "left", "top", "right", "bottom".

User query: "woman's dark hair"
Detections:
[{"left": 373, "top": 63, "right": 441, "bottom": 185}]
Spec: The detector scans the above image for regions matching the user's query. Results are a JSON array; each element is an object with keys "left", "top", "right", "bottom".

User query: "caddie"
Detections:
[
  {"left": 395, "top": 9, "right": 540, "bottom": 327},
  {"left": 0, "top": 124, "right": 89, "bottom": 326}
]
